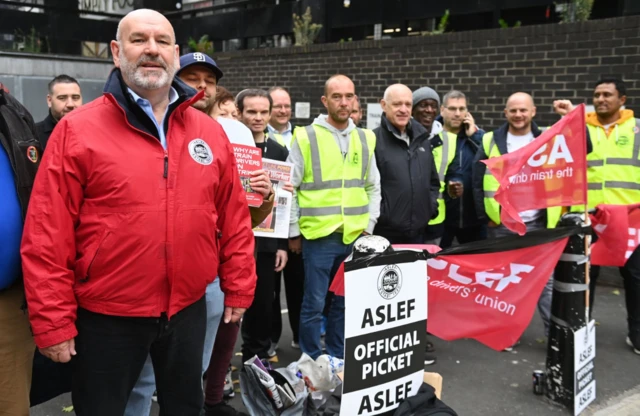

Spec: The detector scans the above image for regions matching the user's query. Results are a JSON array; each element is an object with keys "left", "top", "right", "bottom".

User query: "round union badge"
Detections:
[{"left": 188, "top": 139, "right": 213, "bottom": 165}]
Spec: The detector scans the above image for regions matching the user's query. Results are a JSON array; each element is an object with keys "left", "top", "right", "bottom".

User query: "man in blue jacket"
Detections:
[{"left": 438, "top": 90, "right": 487, "bottom": 248}]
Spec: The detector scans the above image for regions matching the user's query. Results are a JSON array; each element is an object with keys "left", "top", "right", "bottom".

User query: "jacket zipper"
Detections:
[
  {"left": 163, "top": 151, "right": 169, "bottom": 178},
  {"left": 83, "top": 231, "right": 110, "bottom": 282}
]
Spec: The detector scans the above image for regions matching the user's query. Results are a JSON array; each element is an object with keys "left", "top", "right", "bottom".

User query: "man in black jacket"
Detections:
[
  {"left": 35, "top": 74, "right": 82, "bottom": 150},
  {"left": 373, "top": 83, "right": 440, "bottom": 244},
  {"left": 237, "top": 89, "right": 291, "bottom": 362},
  {"left": 0, "top": 85, "right": 42, "bottom": 415}
]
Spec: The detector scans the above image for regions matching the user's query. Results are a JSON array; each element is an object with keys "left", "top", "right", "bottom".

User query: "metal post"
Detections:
[{"left": 544, "top": 213, "right": 589, "bottom": 409}]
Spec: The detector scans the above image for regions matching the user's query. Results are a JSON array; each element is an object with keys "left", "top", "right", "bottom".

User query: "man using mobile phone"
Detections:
[{"left": 437, "top": 90, "right": 487, "bottom": 248}]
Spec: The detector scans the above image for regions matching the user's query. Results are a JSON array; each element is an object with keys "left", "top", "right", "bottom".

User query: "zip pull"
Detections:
[{"left": 163, "top": 153, "right": 168, "bottom": 178}]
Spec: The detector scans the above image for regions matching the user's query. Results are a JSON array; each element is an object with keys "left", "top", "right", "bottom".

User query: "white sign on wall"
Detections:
[
  {"left": 295, "top": 102, "right": 311, "bottom": 119},
  {"left": 366, "top": 103, "right": 382, "bottom": 130}
]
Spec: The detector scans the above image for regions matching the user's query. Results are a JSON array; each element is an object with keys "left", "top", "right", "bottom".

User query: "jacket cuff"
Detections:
[
  {"left": 224, "top": 294, "right": 255, "bottom": 309},
  {"left": 366, "top": 220, "right": 376, "bottom": 235},
  {"left": 34, "top": 322, "right": 78, "bottom": 349},
  {"left": 289, "top": 222, "right": 301, "bottom": 238}
]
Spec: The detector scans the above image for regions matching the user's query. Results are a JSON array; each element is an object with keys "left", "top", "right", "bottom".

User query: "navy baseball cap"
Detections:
[{"left": 178, "top": 52, "right": 224, "bottom": 81}]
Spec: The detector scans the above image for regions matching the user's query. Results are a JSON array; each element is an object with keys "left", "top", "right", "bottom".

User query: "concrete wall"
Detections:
[{"left": 0, "top": 52, "right": 112, "bottom": 123}]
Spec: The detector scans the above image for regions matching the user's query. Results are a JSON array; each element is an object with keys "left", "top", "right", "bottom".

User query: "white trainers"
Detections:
[
  {"left": 223, "top": 365, "right": 235, "bottom": 398},
  {"left": 626, "top": 337, "right": 640, "bottom": 355}
]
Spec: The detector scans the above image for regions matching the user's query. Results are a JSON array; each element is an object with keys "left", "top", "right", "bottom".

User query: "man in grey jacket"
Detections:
[{"left": 287, "top": 74, "right": 380, "bottom": 359}]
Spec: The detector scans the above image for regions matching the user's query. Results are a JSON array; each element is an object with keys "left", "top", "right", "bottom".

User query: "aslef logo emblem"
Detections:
[
  {"left": 188, "top": 139, "right": 213, "bottom": 166},
  {"left": 377, "top": 264, "right": 402, "bottom": 300},
  {"left": 193, "top": 52, "right": 206, "bottom": 62}
]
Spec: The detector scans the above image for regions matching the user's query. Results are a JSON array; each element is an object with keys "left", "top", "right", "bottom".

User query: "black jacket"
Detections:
[
  {"left": 472, "top": 122, "right": 593, "bottom": 223},
  {"left": 0, "top": 89, "right": 42, "bottom": 221},
  {"left": 35, "top": 112, "right": 57, "bottom": 150},
  {"left": 373, "top": 114, "right": 440, "bottom": 238},
  {"left": 255, "top": 137, "right": 289, "bottom": 253},
  {"left": 435, "top": 115, "right": 486, "bottom": 229}
]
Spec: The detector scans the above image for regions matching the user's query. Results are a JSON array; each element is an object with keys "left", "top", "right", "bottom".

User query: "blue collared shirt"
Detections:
[
  {"left": 128, "top": 87, "right": 179, "bottom": 150},
  {"left": 267, "top": 122, "right": 293, "bottom": 149}
]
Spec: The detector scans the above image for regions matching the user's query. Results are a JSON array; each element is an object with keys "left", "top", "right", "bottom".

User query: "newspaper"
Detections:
[{"left": 253, "top": 158, "right": 292, "bottom": 239}]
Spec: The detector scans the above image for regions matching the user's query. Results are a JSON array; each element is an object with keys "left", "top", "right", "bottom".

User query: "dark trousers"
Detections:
[
  {"left": 590, "top": 245, "right": 640, "bottom": 346},
  {"left": 440, "top": 224, "right": 487, "bottom": 248},
  {"left": 71, "top": 297, "right": 206, "bottom": 416},
  {"left": 204, "top": 320, "right": 240, "bottom": 406},
  {"left": 242, "top": 252, "right": 277, "bottom": 362},
  {"left": 272, "top": 250, "right": 304, "bottom": 344}
]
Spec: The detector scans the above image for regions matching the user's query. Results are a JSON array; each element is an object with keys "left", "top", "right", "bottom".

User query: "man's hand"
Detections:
[
  {"left": 40, "top": 339, "right": 76, "bottom": 363},
  {"left": 275, "top": 249, "right": 288, "bottom": 272},
  {"left": 488, "top": 220, "right": 499, "bottom": 228},
  {"left": 463, "top": 113, "right": 477, "bottom": 137},
  {"left": 224, "top": 307, "right": 246, "bottom": 324},
  {"left": 289, "top": 236, "right": 302, "bottom": 254},
  {"left": 249, "top": 170, "right": 273, "bottom": 198},
  {"left": 282, "top": 182, "right": 294, "bottom": 194},
  {"left": 553, "top": 100, "right": 575, "bottom": 116},
  {"left": 447, "top": 181, "right": 463, "bottom": 198}
]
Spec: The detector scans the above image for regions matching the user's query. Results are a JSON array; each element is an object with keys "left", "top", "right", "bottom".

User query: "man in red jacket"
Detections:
[{"left": 20, "top": 9, "right": 257, "bottom": 416}]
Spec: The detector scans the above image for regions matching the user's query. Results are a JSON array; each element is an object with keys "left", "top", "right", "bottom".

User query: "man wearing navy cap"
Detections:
[{"left": 177, "top": 52, "right": 224, "bottom": 112}]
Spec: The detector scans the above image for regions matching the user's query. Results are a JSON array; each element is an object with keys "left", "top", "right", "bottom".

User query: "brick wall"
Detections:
[{"left": 215, "top": 16, "right": 640, "bottom": 130}]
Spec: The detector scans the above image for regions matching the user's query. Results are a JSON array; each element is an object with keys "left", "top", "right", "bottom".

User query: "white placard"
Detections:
[
  {"left": 574, "top": 320, "right": 596, "bottom": 415},
  {"left": 341, "top": 259, "right": 427, "bottom": 416},
  {"left": 366, "top": 103, "right": 382, "bottom": 130},
  {"left": 295, "top": 102, "right": 311, "bottom": 119}
]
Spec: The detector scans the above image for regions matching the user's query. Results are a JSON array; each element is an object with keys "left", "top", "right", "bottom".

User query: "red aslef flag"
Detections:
[
  {"left": 591, "top": 204, "right": 640, "bottom": 267},
  {"left": 482, "top": 104, "right": 587, "bottom": 235}
]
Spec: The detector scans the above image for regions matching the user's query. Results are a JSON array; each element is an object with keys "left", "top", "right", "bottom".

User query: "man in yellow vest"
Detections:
[
  {"left": 287, "top": 74, "right": 380, "bottom": 359},
  {"left": 473, "top": 92, "right": 561, "bottom": 344},
  {"left": 554, "top": 77, "right": 640, "bottom": 354},
  {"left": 412, "top": 87, "right": 455, "bottom": 245}
]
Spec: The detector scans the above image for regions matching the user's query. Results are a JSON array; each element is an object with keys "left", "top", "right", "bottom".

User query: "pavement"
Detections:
[{"left": 31, "top": 272, "right": 639, "bottom": 416}]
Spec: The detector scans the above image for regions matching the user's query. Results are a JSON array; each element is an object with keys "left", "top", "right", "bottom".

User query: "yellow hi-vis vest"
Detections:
[
  {"left": 429, "top": 131, "right": 457, "bottom": 225},
  {"left": 295, "top": 125, "right": 376, "bottom": 245},
  {"left": 482, "top": 132, "right": 562, "bottom": 228},
  {"left": 575, "top": 118, "right": 640, "bottom": 210},
  {"left": 267, "top": 130, "right": 287, "bottom": 148}
]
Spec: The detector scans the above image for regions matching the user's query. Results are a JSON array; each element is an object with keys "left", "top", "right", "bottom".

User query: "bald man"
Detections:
[
  {"left": 373, "top": 84, "right": 440, "bottom": 244},
  {"left": 472, "top": 92, "right": 556, "bottom": 347},
  {"left": 287, "top": 74, "right": 380, "bottom": 359},
  {"left": 20, "top": 9, "right": 256, "bottom": 415}
]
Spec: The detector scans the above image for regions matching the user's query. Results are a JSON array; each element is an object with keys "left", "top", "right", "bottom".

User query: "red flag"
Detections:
[
  {"left": 330, "top": 241, "right": 566, "bottom": 351},
  {"left": 482, "top": 104, "right": 587, "bottom": 235},
  {"left": 590, "top": 204, "right": 640, "bottom": 267},
  {"left": 426, "top": 239, "right": 566, "bottom": 351}
]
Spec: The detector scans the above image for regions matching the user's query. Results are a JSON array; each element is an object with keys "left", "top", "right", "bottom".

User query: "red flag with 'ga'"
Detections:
[
  {"left": 482, "top": 104, "right": 587, "bottom": 235},
  {"left": 590, "top": 204, "right": 640, "bottom": 267}
]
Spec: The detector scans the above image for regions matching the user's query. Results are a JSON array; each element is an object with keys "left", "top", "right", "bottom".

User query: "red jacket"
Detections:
[{"left": 21, "top": 71, "right": 256, "bottom": 349}]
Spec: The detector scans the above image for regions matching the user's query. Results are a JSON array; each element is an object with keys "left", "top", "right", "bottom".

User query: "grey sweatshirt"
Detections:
[{"left": 287, "top": 115, "right": 381, "bottom": 238}]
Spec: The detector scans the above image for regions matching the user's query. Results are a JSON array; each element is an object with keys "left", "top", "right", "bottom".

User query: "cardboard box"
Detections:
[{"left": 423, "top": 371, "right": 443, "bottom": 399}]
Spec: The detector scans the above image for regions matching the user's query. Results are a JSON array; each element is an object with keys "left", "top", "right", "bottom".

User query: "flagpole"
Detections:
[{"left": 584, "top": 207, "right": 590, "bottom": 324}]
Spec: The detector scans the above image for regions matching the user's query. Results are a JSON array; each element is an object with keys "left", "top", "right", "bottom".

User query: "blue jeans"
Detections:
[
  {"left": 299, "top": 233, "right": 355, "bottom": 359},
  {"left": 124, "top": 278, "right": 224, "bottom": 416}
]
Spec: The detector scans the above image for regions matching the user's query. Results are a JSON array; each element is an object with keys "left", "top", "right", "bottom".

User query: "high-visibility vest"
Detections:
[
  {"left": 295, "top": 125, "right": 376, "bottom": 245},
  {"left": 482, "top": 131, "right": 562, "bottom": 228},
  {"left": 429, "top": 131, "right": 458, "bottom": 225},
  {"left": 267, "top": 130, "right": 287, "bottom": 148},
  {"left": 575, "top": 118, "right": 640, "bottom": 210}
]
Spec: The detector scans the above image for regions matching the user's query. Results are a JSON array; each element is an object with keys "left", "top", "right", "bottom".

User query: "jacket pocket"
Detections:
[{"left": 79, "top": 230, "right": 112, "bottom": 283}]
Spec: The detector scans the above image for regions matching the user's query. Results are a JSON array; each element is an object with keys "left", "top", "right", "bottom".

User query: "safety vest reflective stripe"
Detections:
[
  {"left": 299, "top": 125, "right": 369, "bottom": 191},
  {"left": 299, "top": 205, "right": 369, "bottom": 216},
  {"left": 429, "top": 132, "right": 456, "bottom": 225}
]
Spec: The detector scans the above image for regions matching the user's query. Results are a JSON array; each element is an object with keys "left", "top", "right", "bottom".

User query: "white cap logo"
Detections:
[{"left": 193, "top": 52, "right": 206, "bottom": 62}]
